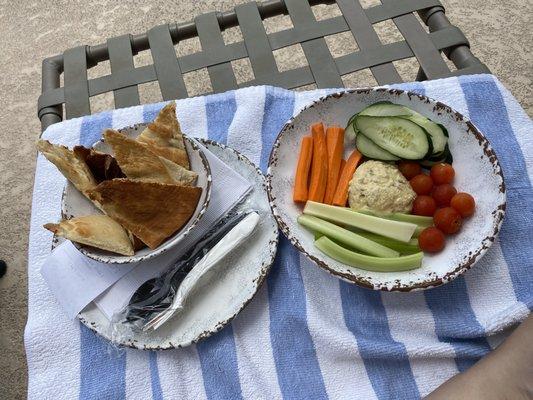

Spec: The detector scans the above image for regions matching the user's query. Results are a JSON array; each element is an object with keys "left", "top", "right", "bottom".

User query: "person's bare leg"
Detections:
[{"left": 426, "top": 314, "right": 533, "bottom": 399}]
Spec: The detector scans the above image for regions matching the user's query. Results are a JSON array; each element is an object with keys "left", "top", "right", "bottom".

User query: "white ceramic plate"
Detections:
[
  {"left": 78, "top": 140, "right": 279, "bottom": 349},
  {"left": 61, "top": 123, "right": 212, "bottom": 264},
  {"left": 267, "top": 88, "right": 506, "bottom": 291}
]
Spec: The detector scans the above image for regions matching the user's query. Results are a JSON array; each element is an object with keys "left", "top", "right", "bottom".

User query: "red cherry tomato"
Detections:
[
  {"left": 410, "top": 174, "right": 434, "bottom": 195},
  {"left": 412, "top": 195, "right": 437, "bottom": 216},
  {"left": 398, "top": 161, "right": 422, "bottom": 180},
  {"left": 433, "top": 207, "right": 462, "bottom": 234},
  {"left": 430, "top": 163, "right": 455, "bottom": 185},
  {"left": 451, "top": 192, "right": 476, "bottom": 217},
  {"left": 418, "top": 227, "right": 446, "bottom": 253},
  {"left": 432, "top": 184, "right": 457, "bottom": 207}
]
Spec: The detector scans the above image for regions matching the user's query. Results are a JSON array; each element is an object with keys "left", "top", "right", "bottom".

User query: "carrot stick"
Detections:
[
  {"left": 332, "top": 149, "right": 363, "bottom": 206},
  {"left": 308, "top": 123, "right": 328, "bottom": 203},
  {"left": 338, "top": 159, "right": 347, "bottom": 179},
  {"left": 293, "top": 136, "right": 314, "bottom": 203},
  {"left": 324, "top": 126, "right": 345, "bottom": 204}
]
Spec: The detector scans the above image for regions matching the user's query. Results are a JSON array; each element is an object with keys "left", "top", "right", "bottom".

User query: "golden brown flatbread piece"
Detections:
[
  {"left": 44, "top": 215, "right": 134, "bottom": 256},
  {"left": 137, "top": 103, "right": 190, "bottom": 169},
  {"left": 103, "top": 129, "right": 197, "bottom": 186},
  {"left": 73, "top": 146, "right": 125, "bottom": 183},
  {"left": 87, "top": 179, "right": 202, "bottom": 249},
  {"left": 37, "top": 140, "right": 97, "bottom": 196}
]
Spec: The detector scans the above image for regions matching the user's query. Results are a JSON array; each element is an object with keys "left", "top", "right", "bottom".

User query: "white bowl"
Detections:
[
  {"left": 267, "top": 88, "right": 506, "bottom": 291},
  {"left": 61, "top": 123, "right": 212, "bottom": 264}
]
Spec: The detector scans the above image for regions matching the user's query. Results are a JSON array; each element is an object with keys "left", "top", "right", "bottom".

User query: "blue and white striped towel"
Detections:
[{"left": 26, "top": 74, "right": 532, "bottom": 400}]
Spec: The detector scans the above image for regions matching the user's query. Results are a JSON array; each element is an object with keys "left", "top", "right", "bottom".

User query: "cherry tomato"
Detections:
[
  {"left": 451, "top": 192, "right": 476, "bottom": 217},
  {"left": 432, "top": 184, "right": 457, "bottom": 207},
  {"left": 412, "top": 195, "right": 437, "bottom": 216},
  {"left": 433, "top": 207, "right": 462, "bottom": 234},
  {"left": 410, "top": 174, "right": 434, "bottom": 195},
  {"left": 430, "top": 163, "right": 455, "bottom": 185},
  {"left": 398, "top": 161, "right": 422, "bottom": 180},
  {"left": 418, "top": 227, "right": 446, "bottom": 253}
]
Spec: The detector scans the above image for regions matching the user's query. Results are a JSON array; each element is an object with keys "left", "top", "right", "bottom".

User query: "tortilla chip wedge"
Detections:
[
  {"left": 103, "top": 129, "right": 197, "bottom": 186},
  {"left": 87, "top": 179, "right": 202, "bottom": 249},
  {"left": 137, "top": 103, "right": 190, "bottom": 169},
  {"left": 44, "top": 215, "right": 134, "bottom": 256},
  {"left": 37, "top": 140, "right": 97, "bottom": 196}
]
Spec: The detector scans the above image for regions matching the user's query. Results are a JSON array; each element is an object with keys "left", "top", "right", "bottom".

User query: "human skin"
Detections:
[{"left": 426, "top": 314, "right": 533, "bottom": 400}]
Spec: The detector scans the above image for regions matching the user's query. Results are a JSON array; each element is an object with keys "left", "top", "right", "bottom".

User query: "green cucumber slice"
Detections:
[
  {"left": 355, "top": 116, "right": 430, "bottom": 159},
  {"left": 315, "top": 236, "right": 423, "bottom": 272},
  {"left": 420, "top": 144, "right": 453, "bottom": 167},
  {"left": 345, "top": 121, "right": 358, "bottom": 141},
  {"left": 355, "top": 132, "right": 399, "bottom": 161},
  {"left": 357, "top": 102, "right": 448, "bottom": 155},
  {"left": 401, "top": 113, "right": 447, "bottom": 155},
  {"left": 346, "top": 101, "right": 410, "bottom": 140},
  {"left": 359, "top": 102, "right": 413, "bottom": 117},
  {"left": 298, "top": 215, "right": 399, "bottom": 258}
]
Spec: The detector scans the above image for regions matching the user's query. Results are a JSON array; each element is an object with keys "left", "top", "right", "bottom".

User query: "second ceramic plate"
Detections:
[{"left": 78, "top": 140, "right": 279, "bottom": 349}]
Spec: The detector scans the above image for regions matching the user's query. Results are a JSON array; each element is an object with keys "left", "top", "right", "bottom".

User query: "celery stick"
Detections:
[
  {"left": 384, "top": 213, "right": 433, "bottom": 227},
  {"left": 354, "top": 231, "right": 420, "bottom": 254},
  {"left": 413, "top": 226, "right": 424, "bottom": 238},
  {"left": 315, "top": 236, "right": 423, "bottom": 272},
  {"left": 304, "top": 201, "right": 416, "bottom": 242},
  {"left": 298, "top": 215, "right": 399, "bottom": 258},
  {"left": 358, "top": 210, "right": 433, "bottom": 227}
]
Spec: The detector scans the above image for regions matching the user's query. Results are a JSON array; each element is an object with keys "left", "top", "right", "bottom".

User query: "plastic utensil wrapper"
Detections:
[{"left": 111, "top": 211, "right": 260, "bottom": 333}]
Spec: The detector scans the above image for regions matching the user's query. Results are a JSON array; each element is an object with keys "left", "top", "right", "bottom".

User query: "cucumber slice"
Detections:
[
  {"left": 359, "top": 102, "right": 413, "bottom": 118},
  {"left": 355, "top": 132, "right": 399, "bottom": 161},
  {"left": 315, "top": 236, "right": 423, "bottom": 272},
  {"left": 438, "top": 123, "right": 449, "bottom": 138},
  {"left": 355, "top": 116, "right": 430, "bottom": 160},
  {"left": 357, "top": 102, "right": 448, "bottom": 156},
  {"left": 420, "top": 144, "right": 453, "bottom": 167},
  {"left": 298, "top": 215, "right": 399, "bottom": 258},
  {"left": 401, "top": 113, "right": 447, "bottom": 155},
  {"left": 346, "top": 101, "right": 410, "bottom": 140},
  {"left": 345, "top": 121, "right": 358, "bottom": 141}
]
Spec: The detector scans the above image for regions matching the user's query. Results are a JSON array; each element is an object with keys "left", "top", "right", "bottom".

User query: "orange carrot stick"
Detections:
[
  {"left": 293, "top": 136, "right": 314, "bottom": 203},
  {"left": 332, "top": 149, "right": 363, "bottom": 206},
  {"left": 324, "top": 126, "right": 345, "bottom": 204},
  {"left": 338, "top": 159, "right": 347, "bottom": 179},
  {"left": 308, "top": 123, "right": 328, "bottom": 203}
]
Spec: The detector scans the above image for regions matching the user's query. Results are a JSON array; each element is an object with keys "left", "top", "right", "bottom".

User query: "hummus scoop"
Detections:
[{"left": 348, "top": 160, "right": 416, "bottom": 214}]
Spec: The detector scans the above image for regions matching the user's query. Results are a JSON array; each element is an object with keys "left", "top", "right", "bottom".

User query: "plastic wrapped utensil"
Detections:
[{"left": 113, "top": 211, "right": 260, "bottom": 332}]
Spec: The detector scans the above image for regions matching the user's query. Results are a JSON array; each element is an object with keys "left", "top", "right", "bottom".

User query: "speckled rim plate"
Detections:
[
  {"left": 267, "top": 88, "right": 506, "bottom": 292},
  {"left": 77, "top": 140, "right": 279, "bottom": 349},
  {"left": 61, "top": 123, "right": 212, "bottom": 264}
]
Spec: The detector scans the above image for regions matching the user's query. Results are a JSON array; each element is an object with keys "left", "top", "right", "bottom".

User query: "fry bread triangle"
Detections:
[
  {"left": 44, "top": 215, "right": 134, "bottom": 256},
  {"left": 37, "top": 140, "right": 97, "bottom": 196},
  {"left": 137, "top": 102, "right": 190, "bottom": 169},
  {"left": 103, "top": 129, "right": 197, "bottom": 186},
  {"left": 87, "top": 179, "right": 202, "bottom": 249}
]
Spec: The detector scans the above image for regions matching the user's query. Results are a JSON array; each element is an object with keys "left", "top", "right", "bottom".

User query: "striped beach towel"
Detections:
[{"left": 26, "top": 74, "right": 532, "bottom": 399}]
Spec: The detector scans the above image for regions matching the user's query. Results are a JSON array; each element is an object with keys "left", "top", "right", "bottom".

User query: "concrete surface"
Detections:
[{"left": 0, "top": 0, "right": 531, "bottom": 398}]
